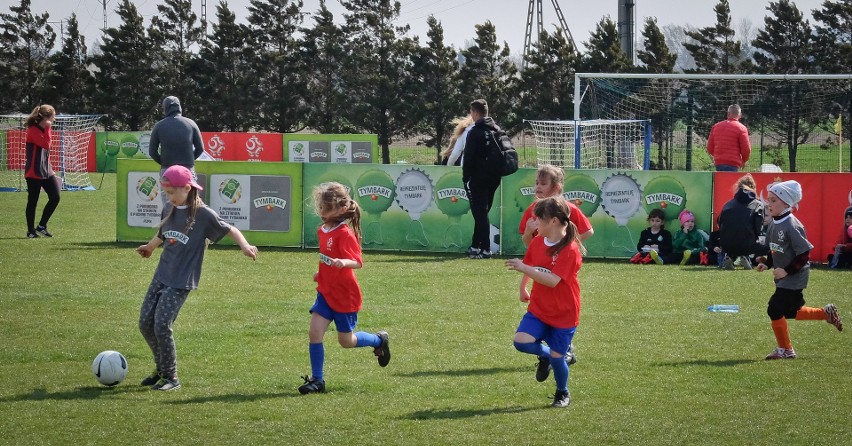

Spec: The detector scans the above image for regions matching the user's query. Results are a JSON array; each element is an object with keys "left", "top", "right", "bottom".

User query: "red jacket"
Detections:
[
  {"left": 707, "top": 119, "right": 751, "bottom": 168},
  {"left": 25, "top": 124, "right": 53, "bottom": 179}
]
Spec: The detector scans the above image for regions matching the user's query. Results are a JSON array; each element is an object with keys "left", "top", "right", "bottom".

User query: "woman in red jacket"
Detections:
[{"left": 24, "top": 105, "right": 60, "bottom": 238}]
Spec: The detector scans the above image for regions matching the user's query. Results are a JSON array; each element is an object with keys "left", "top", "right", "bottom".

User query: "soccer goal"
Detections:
[
  {"left": 0, "top": 114, "right": 103, "bottom": 191},
  {"left": 526, "top": 119, "right": 652, "bottom": 170},
  {"left": 572, "top": 73, "right": 852, "bottom": 172}
]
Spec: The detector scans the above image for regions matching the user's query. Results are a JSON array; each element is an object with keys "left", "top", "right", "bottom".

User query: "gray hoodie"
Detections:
[{"left": 149, "top": 96, "right": 204, "bottom": 168}]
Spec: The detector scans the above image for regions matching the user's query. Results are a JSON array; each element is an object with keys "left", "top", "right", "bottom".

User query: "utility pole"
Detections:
[{"left": 617, "top": 0, "right": 636, "bottom": 63}]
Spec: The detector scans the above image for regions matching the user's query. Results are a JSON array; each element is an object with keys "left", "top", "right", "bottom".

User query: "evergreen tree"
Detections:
[
  {"left": 413, "top": 15, "right": 461, "bottom": 163},
  {"left": 0, "top": 0, "right": 56, "bottom": 112},
  {"left": 46, "top": 14, "right": 91, "bottom": 114},
  {"left": 683, "top": 0, "right": 742, "bottom": 73},
  {"left": 192, "top": 1, "right": 251, "bottom": 131},
  {"left": 637, "top": 18, "right": 679, "bottom": 168},
  {"left": 246, "top": 0, "right": 307, "bottom": 133},
  {"left": 301, "top": 0, "right": 352, "bottom": 134},
  {"left": 517, "top": 29, "right": 578, "bottom": 121},
  {"left": 581, "top": 16, "right": 632, "bottom": 74},
  {"left": 148, "top": 0, "right": 204, "bottom": 106},
  {"left": 811, "top": 0, "right": 851, "bottom": 73},
  {"left": 91, "top": 0, "right": 156, "bottom": 130},
  {"left": 637, "top": 17, "right": 676, "bottom": 73},
  {"left": 340, "top": 0, "right": 419, "bottom": 163}
]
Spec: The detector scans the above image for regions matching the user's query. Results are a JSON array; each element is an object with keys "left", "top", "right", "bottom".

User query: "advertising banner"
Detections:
[
  {"left": 284, "top": 134, "right": 378, "bottom": 163},
  {"left": 203, "top": 132, "right": 283, "bottom": 162},
  {"left": 97, "top": 131, "right": 151, "bottom": 173},
  {"left": 303, "top": 164, "right": 500, "bottom": 253}
]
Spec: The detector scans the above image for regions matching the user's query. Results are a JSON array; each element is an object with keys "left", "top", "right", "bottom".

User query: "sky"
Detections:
[{"left": 9, "top": 0, "right": 828, "bottom": 53}]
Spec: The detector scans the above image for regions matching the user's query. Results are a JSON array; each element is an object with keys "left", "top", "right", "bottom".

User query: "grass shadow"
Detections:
[
  {"left": 400, "top": 405, "right": 543, "bottom": 420},
  {"left": 0, "top": 386, "right": 146, "bottom": 402},
  {"left": 166, "top": 391, "right": 299, "bottom": 405},
  {"left": 653, "top": 358, "right": 758, "bottom": 367},
  {"left": 396, "top": 366, "right": 528, "bottom": 378},
  {"left": 61, "top": 241, "right": 139, "bottom": 250}
]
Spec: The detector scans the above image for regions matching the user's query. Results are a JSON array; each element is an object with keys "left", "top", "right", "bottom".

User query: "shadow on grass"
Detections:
[
  {"left": 0, "top": 385, "right": 146, "bottom": 402},
  {"left": 400, "top": 405, "right": 543, "bottom": 420},
  {"left": 165, "top": 391, "right": 300, "bottom": 405},
  {"left": 396, "top": 366, "right": 528, "bottom": 378},
  {"left": 653, "top": 358, "right": 757, "bottom": 367},
  {"left": 61, "top": 241, "right": 139, "bottom": 250}
]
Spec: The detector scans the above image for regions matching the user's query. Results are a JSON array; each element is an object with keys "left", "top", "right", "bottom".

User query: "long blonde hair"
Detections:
[
  {"left": 160, "top": 187, "right": 204, "bottom": 234},
  {"left": 313, "top": 182, "right": 362, "bottom": 241},
  {"left": 25, "top": 105, "right": 56, "bottom": 127},
  {"left": 440, "top": 115, "right": 474, "bottom": 159}
]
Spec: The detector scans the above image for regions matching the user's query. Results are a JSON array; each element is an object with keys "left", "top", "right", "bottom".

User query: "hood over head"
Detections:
[{"left": 162, "top": 96, "right": 182, "bottom": 117}]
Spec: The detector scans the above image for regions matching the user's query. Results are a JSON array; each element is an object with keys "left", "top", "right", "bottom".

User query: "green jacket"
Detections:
[{"left": 673, "top": 229, "right": 705, "bottom": 252}]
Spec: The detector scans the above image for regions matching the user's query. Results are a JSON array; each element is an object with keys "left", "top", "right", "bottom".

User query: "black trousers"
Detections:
[
  {"left": 25, "top": 176, "right": 61, "bottom": 231},
  {"left": 465, "top": 176, "right": 501, "bottom": 251}
]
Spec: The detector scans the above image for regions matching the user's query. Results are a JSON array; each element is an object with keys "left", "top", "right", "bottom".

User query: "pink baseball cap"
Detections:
[{"left": 161, "top": 165, "right": 203, "bottom": 190}]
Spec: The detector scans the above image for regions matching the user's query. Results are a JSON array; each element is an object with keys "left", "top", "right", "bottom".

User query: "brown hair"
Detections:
[
  {"left": 160, "top": 186, "right": 205, "bottom": 234},
  {"left": 533, "top": 197, "right": 586, "bottom": 256},
  {"left": 25, "top": 105, "right": 56, "bottom": 127},
  {"left": 647, "top": 208, "right": 666, "bottom": 228},
  {"left": 537, "top": 165, "right": 564, "bottom": 196},
  {"left": 440, "top": 115, "right": 475, "bottom": 159},
  {"left": 313, "top": 182, "right": 362, "bottom": 241},
  {"left": 734, "top": 173, "right": 756, "bottom": 194},
  {"left": 469, "top": 99, "right": 488, "bottom": 116}
]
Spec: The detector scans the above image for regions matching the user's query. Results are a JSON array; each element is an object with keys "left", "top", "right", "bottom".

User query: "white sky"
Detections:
[{"left": 11, "top": 0, "right": 827, "bottom": 53}]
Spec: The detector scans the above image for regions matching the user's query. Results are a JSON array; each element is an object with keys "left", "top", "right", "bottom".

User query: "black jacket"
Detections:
[
  {"left": 717, "top": 187, "right": 766, "bottom": 257},
  {"left": 462, "top": 117, "right": 502, "bottom": 183}
]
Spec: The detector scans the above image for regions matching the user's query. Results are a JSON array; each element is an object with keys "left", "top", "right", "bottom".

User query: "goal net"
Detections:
[
  {"left": 573, "top": 73, "right": 851, "bottom": 172},
  {"left": 0, "top": 114, "right": 103, "bottom": 191},
  {"left": 527, "top": 119, "right": 651, "bottom": 170}
]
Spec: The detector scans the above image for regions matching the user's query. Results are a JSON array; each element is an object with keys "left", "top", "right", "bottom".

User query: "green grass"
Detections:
[{"left": 1, "top": 174, "right": 851, "bottom": 445}]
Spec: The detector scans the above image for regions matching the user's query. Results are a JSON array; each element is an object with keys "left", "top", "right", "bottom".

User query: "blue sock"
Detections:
[
  {"left": 355, "top": 331, "right": 381, "bottom": 348},
  {"left": 551, "top": 356, "right": 569, "bottom": 392},
  {"left": 513, "top": 341, "right": 551, "bottom": 358},
  {"left": 309, "top": 342, "right": 324, "bottom": 380}
]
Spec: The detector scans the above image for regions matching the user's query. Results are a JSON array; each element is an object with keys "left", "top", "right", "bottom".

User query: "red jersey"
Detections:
[
  {"left": 519, "top": 199, "right": 592, "bottom": 237},
  {"left": 25, "top": 124, "right": 53, "bottom": 179},
  {"left": 316, "top": 222, "right": 363, "bottom": 313},
  {"left": 523, "top": 236, "right": 582, "bottom": 328}
]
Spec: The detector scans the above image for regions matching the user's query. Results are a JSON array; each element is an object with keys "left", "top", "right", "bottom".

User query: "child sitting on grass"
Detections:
[{"left": 630, "top": 208, "right": 672, "bottom": 265}]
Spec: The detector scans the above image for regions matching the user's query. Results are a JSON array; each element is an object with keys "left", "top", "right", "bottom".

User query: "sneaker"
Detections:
[
  {"left": 824, "top": 304, "right": 843, "bottom": 332},
  {"left": 466, "top": 247, "right": 481, "bottom": 259},
  {"left": 629, "top": 252, "right": 642, "bottom": 264},
  {"left": 680, "top": 250, "right": 692, "bottom": 266},
  {"left": 649, "top": 250, "right": 663, "bottom": 265},
  {"left": 722, "top": 256, "right": 735, "bottom": 270},
  {"left": 26, "top": 231, "right": 39, "bottom": 238},
  {"left": 35, "top": 225, "right": 52, "bottom": 237},
  {"left": 298, "top": 375, "right": 326, "bottom": 394},
  {"left": 479, "top": 250, "right": 492, "bottom": 259},
  {"left": 740, "top": 256, "right": 752, "bottom": 270},
  {"left": 140, "top": 371, "right": 160, "bottom": 386},
  {"left": 565, "top": 344, "right": 577, "bottom": 366},
  {"left": 535, "top": 356, "right": 551, "bottom": 382},
  {"left": 374, "top": 331, "right": 391, "bottom": 367},
  {"left": 699, "top": 251, "right": 709, "bottom": 266},
  {"left": 152, "top": 376, "right": 181, "bottom": 391},
  {"left": 551, "top": 390, "right": 571, "bottom": 408},
  {"left": 765, "top": 347, "right": 797, "bottom": 360}
]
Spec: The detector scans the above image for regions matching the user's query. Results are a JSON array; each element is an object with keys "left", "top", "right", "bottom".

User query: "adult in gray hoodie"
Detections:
[{"left": 149, "top": 96, "right": 204, "bottom": 205}]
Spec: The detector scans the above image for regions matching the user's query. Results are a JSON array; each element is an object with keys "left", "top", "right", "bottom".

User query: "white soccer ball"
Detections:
[{"left": 92, "top": 350, "right": 128, "bottom": 386}]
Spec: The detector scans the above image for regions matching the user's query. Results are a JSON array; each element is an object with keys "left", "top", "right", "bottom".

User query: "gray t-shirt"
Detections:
[
  {"left": 767, "top": 214, "right": 813, "bottom": 290},
  {"left": 154, "top": 205, "right": 231, "bottom": 290}
]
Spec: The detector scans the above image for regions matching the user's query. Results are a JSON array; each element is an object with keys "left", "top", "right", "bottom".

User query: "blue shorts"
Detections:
[
  {"left": 310, "top": 292, "right": 358, "bottom": 333},
  {"left": 516, "top": 312, "right": 576, "bottom": 356}
]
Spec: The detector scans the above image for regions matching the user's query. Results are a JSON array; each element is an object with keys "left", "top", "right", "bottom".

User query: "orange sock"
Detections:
[
  {"left": 795, "top": 306, "right": 825, "bottom": 321},
  {"left": 771, "top": 318, "right": 792, "bottom": 350}
]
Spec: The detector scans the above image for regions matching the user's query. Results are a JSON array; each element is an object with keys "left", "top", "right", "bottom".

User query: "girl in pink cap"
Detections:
[{"left": 672, "top": 210, "right": 708, "bottom": 265}]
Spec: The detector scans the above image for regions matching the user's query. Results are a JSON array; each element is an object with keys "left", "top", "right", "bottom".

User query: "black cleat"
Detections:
[
  {"left": 35, "top": 225, "right": 52, "bottom": 237},
  {"left": 374, "top": 331, "right": 391, "bottom": 367},
  {"left": 298, "top": 375, "right": 326, "bottom": 394},
  {"left": 536, "top": 356, "right": 551, "bottom": 382},
  {"left": 140, "top": 371, "right": 160, "bottom": 386},
  {"left": 552, "top": 390, "right": 571, "bottom": 408}
]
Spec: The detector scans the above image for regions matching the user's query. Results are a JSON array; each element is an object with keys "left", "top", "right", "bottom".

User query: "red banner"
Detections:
[{"left": 201, "top": 132, "right": 283, "bottom": 162}]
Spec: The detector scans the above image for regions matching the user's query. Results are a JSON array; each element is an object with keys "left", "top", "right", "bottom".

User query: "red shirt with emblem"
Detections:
[
  {"left": 519, "top": 199, "right": 592, "bottom": 237},
  {"left": 523, "top": 236, "right": 582, "bottom": 328},
  {"left": 316, "top": 222, "right": 363, "bottom": 313}
]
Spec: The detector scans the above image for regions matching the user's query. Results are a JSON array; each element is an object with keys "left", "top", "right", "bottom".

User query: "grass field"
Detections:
[{"left": 1, "top": 174, "right": 851, "bottom": 445}]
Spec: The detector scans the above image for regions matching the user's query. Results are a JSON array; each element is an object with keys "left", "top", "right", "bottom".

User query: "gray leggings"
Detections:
[{"left": 139, "top": 280, "right": 190, "bottom": 378}]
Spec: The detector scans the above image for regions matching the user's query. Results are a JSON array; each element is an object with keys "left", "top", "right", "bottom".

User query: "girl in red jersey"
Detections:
[
  {"left": 298, "top": 182, "right": 391, "bottom": 394},
  {"left": 519, "top": 164, "right": 593, "bottom": 248},
  {"left": 23, "top": 105, "right": 60, "bottom": 238},
  {"left": 506, "top": 197, "right": 585, "bottom": 408}
]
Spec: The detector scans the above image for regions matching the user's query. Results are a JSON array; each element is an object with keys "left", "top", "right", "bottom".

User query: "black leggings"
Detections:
[{"left": 25, "top": 176, "right": 61, "bottom": 231}]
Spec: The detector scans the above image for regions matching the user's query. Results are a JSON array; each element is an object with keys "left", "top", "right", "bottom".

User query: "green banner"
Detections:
[
  {"left": 97, "top": 131, "right": 151, "bottom": 173},
  {"left": 283, "top": 134, "right": 378, "bottom": 163}
]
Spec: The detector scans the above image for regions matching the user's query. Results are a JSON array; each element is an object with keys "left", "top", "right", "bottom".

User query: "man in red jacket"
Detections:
[{"left": 707, "top": 104, "right": 751, "bottom": 172}]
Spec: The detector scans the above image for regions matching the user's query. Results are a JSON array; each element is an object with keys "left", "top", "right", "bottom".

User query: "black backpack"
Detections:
[{"left": 482, "top": 127, "right": 519, "bottom": 177}]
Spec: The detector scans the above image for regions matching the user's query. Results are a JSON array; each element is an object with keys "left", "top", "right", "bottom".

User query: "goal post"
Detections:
[
  {"left": 0, "top": 114, "right": 104, "bottom": 191},
  {"left": 573, "top": 73, "right": 852, "bottom": 172},
  {"left": 526, "top": 119, "right": 652, "bottom": 170}
]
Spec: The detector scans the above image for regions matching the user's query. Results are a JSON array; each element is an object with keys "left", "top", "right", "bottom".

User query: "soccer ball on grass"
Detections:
[{"left": 92, "top": 350, "right": 128, "bottom": 386}]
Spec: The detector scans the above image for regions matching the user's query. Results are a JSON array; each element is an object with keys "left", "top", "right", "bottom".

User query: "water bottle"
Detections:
[{"left": 708, "top": 304, "right": 740, "bottom": 313}]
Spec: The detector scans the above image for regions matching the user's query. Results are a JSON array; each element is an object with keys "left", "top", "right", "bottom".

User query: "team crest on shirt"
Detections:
[
  {"left": 162, "top": 230, "right": 189, "bottom": 245},
  {"left": 326, "top": 236, "right": 334, "bottom": 250},
  {"left": 319, "top": 253, "right": 333, "bottom": 266},
  {"left": 534, "top": 266, "right": 552, "bottom": 274},
  {"left": 776, "top": 230, "right": 785, "bottom": 243}
]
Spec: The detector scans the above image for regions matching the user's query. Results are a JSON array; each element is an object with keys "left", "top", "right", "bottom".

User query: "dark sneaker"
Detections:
[
  {"left": 152, "top": 376, "right": 181, "bottom": 391},
  {"left": 140, "top": 371, "right": 160, "bottom": 386},
  {"left": 26, "top": 231, "right": 39, "bottom": 238},
  {"left": 552, "top": 390, "right": 571, "bottom": 408},
  {"left": 535, "top": 356, "right": 551, "bottom": 382},
  {"left": 824, "top": 304, "right": 843, "bottom": 332},
  {"left": 35, "top": 225, "right": 52, "bottom": 237},
  {"left": 565, "top": 344, "right": 577, "bottom": 366},
  {"left": 479, "top": 250, "right": 493, "bottom": 259},
  {"left": 374, "top": 331, "right": 391, "bottom": 367},
  {"left": 298, "top": 375, "right": 326, "bottom": 394},
  {"left": 722, "top": 256, "right": 735, "bottom": 270}
]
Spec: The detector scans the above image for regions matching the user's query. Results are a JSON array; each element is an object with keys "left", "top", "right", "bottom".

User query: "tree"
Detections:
[
  {"left": 148, "top": 0, "right": 205, "bottom": 102},
  {"left": 811, "top": 0, "right": 852, "bottom": 73},
  {"left": 517, "top": 29, "right": 578, "bottom": 121},
  {"left": 683, "top": 0, "right": 742, "bottom": 73},
  {"left": 45, "top": 14, "right": 91, "bottom": 114},
  {"left": 637, "top": 17, "right": 676, "bottom": 73},
  {"left": 0, "top": 0, "right": 56, "bottom": 112},
  {"left": 246, "top": 0, "right": 307, "bottom": 133},
  {"left": 301, "top": 0, "right": 353, "bottom": 133},
  {"left": 581, "top": 16, "right": 633, "bottom": 74},
  {"left": 637, "top": 18, "right": 679, "bottom": 169},
  {"left": 340, "top": 0, "right": 420, "bottom": 164},
  {"left": 91, "top": 0, "right": 156, "bottom": 130},
  {"left": 192, "top": 0, "right": 252, "bottom": 131},
  {"left": 413, "top": 15, "right": 461, "bottom": 163}
]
